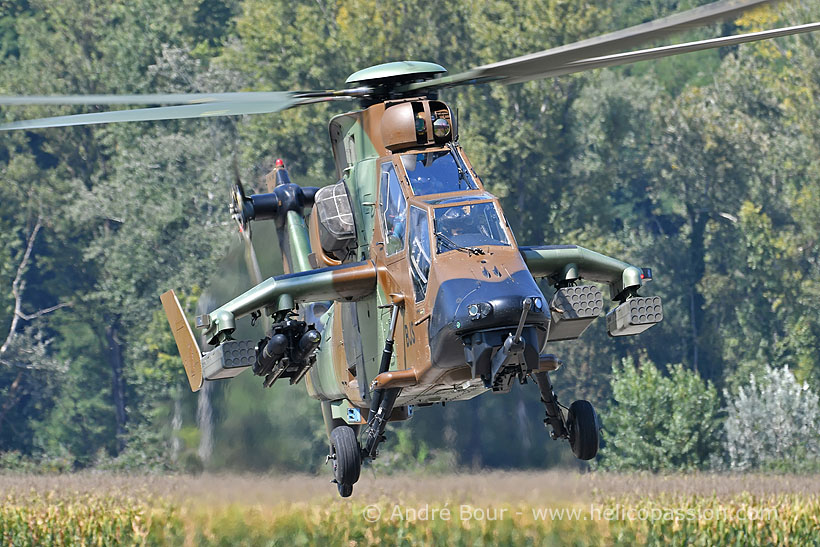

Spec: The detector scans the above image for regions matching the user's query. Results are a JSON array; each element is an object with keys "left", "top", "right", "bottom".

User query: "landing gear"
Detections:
[
  {"left": 533, "top": 371, "right": 568, "bottom": 439},
  {"left": 363, "top": 387, "right": 400, "bottom": 460},
  {"left": 567, "top": 400, "right": 599, "bottom": 460},
  {"left": 329, "top": 425, "right": 361, "bottom": 497},
  {"left": 533, "top": 370, "right": 599, "bottom": 461}
]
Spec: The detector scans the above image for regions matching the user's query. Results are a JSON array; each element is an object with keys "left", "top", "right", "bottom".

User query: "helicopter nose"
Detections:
[
  {"left": 428, "top": 270, "right": 550, "bottom": 370},
  {"left": 450, "top": 292, "right": 547, "bottom": 332}
]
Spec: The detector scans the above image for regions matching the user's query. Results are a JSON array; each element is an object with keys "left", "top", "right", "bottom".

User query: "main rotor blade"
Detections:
[
  {"left": 0, "top": 92, "right": 296, "bottom": 106},
  {"left": 0, "top": 95, "right": 355, "bottom": 131},
  {"left": 401, "top": 0, "right": 778, "bottom": 92},
  {"left": 537, "top": 22, "right": 820, "bottom": 82}
]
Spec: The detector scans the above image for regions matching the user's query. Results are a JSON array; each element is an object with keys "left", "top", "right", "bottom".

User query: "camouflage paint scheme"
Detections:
[{"left": 196, "top": 62, "right": 650, "bottom": 429}]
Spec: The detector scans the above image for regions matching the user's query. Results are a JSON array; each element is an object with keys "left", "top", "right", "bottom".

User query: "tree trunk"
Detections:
[
  {"left": 468, "top": 403, "right": 483, "bottom": 470},
  {"left": 0, "top": 371, "right": 23, "bottom": 439},
  {"left": 196, "top": 294, "right": 215, "bottom": 465},
  {"left": 171, "top": 386, "right": 182, "bottom": 464},
  {"left": 105, "top": 321, "right": 127, "bottom": 452},
  {"left": 516, "top": 392, "right": 532, "bottom": 452},
  {"left": 197, "top": 381, "right": 213, "bottom": 464},
  {"left": 687, "top": 209, "right": 708, "bottom": 377}
]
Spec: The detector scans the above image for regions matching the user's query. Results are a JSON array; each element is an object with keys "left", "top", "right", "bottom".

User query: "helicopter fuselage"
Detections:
[
  {"left": 303, "top": 95, "right": 556, "bottom": 424},
  {"left": 185, "top": 89, "right": 654, "bottom": 437},
  {"left": 156, "top": 62, "right": 663, "bottom": 497}
]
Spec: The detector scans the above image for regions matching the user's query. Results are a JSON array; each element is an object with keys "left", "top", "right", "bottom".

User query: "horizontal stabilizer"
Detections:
[{"left": 160, "top": 290, "right": 204, "bottom": 392}]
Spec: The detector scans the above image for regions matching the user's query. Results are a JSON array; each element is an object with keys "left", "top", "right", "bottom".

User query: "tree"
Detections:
[
  {"left": 0, "top": 0, "right": 238, "bottom": 465},
  {"left": 724, "top": 365, "right": 820, "bottom": 471},
  {"left": 599, "top": 357, "right": 721, "bottom": 471}
]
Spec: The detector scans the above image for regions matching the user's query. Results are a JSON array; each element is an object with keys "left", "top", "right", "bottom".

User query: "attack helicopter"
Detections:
[{"left": 2, "top": 0, "right": 819, "bottom": 498}]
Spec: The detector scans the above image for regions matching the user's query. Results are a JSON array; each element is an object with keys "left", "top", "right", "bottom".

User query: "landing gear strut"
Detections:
[
  {"left": 363, "top": 387, "right": 400, "bottom": 460},
  {"left": 362, "top": 303, "right": 402, "bottom": 461},
  {"left": 533, "top": 370, "right": 599, "bottom": 460}
]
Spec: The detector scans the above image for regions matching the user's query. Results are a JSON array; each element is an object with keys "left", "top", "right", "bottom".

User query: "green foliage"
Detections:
[
  {"left": 94, "top": 422, "right": 175, "bottom": 473},
  {"left": 0, "top": 450, "right": 72, "bottom": 474},
  {"left": 0, "top": 452, "right": 37, "bottom": 473},
  {"left": 2, "top": 0, "right": 820, "bottom": 475},
  {"left": 599, "top": 357, "right": 721, "bottom": 471},
  {"left": 0, "top": 0, "right": 237, "bottom": 469},
  {"left": 208, "top": 373, "right": 327, "bottom": 472},
  {"left": 370, "top": 426, "right": 457, "bottom": 475}
]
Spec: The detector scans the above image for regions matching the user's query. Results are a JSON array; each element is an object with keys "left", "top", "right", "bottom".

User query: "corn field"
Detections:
[{"left": 1, "top": 473, "right": 819, "bottom": 545}]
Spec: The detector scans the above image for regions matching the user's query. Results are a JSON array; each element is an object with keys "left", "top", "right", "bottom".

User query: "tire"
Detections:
[
  {"left": 330, "top": 425, "right": 361, "bottom": 497},
  {"left": 567, "top": 400, "right": 599, "bottom": 460}
]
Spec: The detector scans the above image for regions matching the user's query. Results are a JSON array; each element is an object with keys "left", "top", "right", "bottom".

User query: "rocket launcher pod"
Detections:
[
  {"left": 548, "top": 285, "right": 604, "bottom": 342},
  {"left": 606, "top": 296, "right": 663, "bottom": 337},
  {"left": 201, "top": 339, "right": 256, "bottom": 380}
]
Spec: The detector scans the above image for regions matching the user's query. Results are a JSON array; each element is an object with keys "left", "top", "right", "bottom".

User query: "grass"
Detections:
[{"left": 2, "top": 471, "right": 819, "bottom": 545}]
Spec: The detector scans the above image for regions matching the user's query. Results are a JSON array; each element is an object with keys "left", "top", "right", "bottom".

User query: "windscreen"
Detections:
[
  {"left": 433, "top": 201, "right": 509, "bottom": 253},
  {"left": 401, "top": 150, "right": 478, "bottom": 196}
]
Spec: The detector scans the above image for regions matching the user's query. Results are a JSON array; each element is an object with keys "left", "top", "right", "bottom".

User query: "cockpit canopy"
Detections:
[
  {"left": 378, "top": 143, "right": 513, "bottom": 302},
  {"left": 433, "top": 201, "right": 509, "bottom": 254},
  {"left": 400, "top": 150, "right": 478, "bottom": 196}
]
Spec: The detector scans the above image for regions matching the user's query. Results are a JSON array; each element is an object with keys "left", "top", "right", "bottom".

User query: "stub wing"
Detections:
[
  {"left": 200, "top": 260, "right": 376, "bottom": 344},
  {"left": 520, "top": 245, "right": 662, "bottom": 339},
  {"left": 161, "top": 260, "right": 377, "bottom": 391},
  {"left": 519, "top": 245, "right": 643, "bottom": 300}
]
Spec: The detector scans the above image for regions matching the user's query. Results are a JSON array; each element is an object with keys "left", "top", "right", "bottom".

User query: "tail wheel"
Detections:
[
  {"left": 330, "top": 425, "right": 361, "bottom": 497},
  {"left": 567, "top": 400, "right": 599, "bottom": 460}
]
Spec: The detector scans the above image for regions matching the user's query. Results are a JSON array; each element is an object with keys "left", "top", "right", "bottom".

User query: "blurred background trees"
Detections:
[
  {"left": 598, "top": 358, "right": 721, "bottom": 472},
  {"left": 724, "top": 365, "right": 820, "bottom": 472},
  {"left": 1, "top": 0, "right": 819, "bottom": 473}
]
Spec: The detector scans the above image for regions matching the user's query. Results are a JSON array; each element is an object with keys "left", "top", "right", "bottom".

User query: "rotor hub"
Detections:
[{"left": 346, "top": 61, "right": 447, "bottom": 105}]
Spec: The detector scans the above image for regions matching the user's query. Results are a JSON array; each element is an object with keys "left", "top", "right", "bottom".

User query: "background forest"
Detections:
[{"left": 1, "top": 0, "right": 819, "bottom": 474}]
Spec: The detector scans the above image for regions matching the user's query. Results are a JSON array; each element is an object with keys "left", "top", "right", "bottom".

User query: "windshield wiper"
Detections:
[
  {"left": 447, "top": 143, "right": 467, "bottom": 190},
  {"left": 435, "top": 231, "right": 484, "bottom": 256}
]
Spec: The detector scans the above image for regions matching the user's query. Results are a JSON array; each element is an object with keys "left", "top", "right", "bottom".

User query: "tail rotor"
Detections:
[{"left": 229, "top": 159, "right": 265, "bottom": 287}]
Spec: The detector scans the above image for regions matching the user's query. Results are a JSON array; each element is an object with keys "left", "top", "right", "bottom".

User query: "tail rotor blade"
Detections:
[
  {"left": 239, "top": 223, "right": 269, "bottom": 330},
  {"left": 241, "top": 229, "right": 264, "bottom": 288},
  {"left": 229, "top": 160, "right": 265, "bottom": 288}
]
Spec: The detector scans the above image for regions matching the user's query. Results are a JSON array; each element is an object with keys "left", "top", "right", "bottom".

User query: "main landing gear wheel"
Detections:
[
  {"left": 330, "top": 425, "right": 361, "bottom": 497},
  {"left": 567, "top": 400, "right": 599, "bottom": 460}
]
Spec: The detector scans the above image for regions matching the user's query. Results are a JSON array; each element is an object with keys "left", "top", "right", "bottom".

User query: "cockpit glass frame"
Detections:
[
  {"left": 408, "top": 206, "right": 432, "bottom": 302},
  {"left": 432, "top": 200, "right": 510, "bottom": 254},
  {"left": 379, "top": 160, "right": 407, "bottom": 256},
  {"left": 399, "top": 148, "right": 479, "bottom": 196}
]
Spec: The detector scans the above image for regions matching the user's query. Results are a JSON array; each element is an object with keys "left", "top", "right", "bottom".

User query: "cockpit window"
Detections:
[
  {"left": 408, "top": 206, "right": 431, "bottom": 302},
  {"left": 425, "top": 193, "right": 495, "bottom": 206},
  {"left": 401, "top": 150, "right": 478, "bottom": 196},
  {"left": 433, "top": 202, "right": 509, "bottom": 254},
  {"left": 380, "top": 161, "right": 407, "bottom": 255}
]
